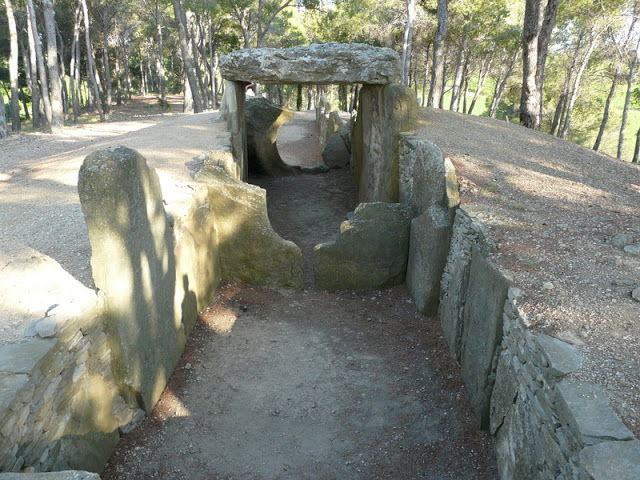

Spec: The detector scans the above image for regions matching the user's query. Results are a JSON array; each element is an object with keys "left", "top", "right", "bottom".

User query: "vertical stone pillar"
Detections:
[
  {"left": 219, "top": 80, "right": 248, "bottom": 181},
  {"left": 78, "top": 146, "right": 180, "bottom": 412},
  {"left": 351, "top": 84, "right": 418, "bottom": 203}
]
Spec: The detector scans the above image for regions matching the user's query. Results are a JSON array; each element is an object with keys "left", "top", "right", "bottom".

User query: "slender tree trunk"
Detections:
[
  {"left": 4, "top": 0, "right": 21, "bottom": 130},
  {"left": 80, "top": 0, "right": 105, "bottom": 121},
  {"left": 559, "top": 30, "right": 600, "bottom": 139},
  {"left": 155, "top": 1, "right": 167, "bottom": 107},
  {"left": 633, "top": 127, "right": 640, "bottom": 163},
  {"left": 428, "top": 0, "right": 448, "bottom": 108},
  {"left": 42, "top": 0, "right": 64, "bottom": 132},
  {"left": 469, "top": 56, "right": 492, "bottom": 115},
  {"left": 121, "top": 35, "right": 132, "bottom": 100},
  {"left": 56, "top": 26, "right": 69, "bottom": 115},
  {"left": 535, "top": 0, "right": 560, "bottom": 121},
  {"left": 27, "top": 0, "right": 53, "bottom": 128},
  {"left": 174, "top": 0, "right": 203, "bottom": 112},
  {"left": 25, "top": 0, "right": 43, "bottom": 127},
  {"left": 0, "top": 91, "right": 8, "bottom": 138},
  {"left": 18, "top": 33, "right": 32, "bottom": 120},
  {"left": 593, "top": 66, "right": 620, "bottom": 151},
  {"left": 102, "top": 26, "right": 112, "bottom": 113},
  {"left": 115, "top": 43, "right": 123, "bottom": 106},
  {"left": 190, "top": 14, "right": 208, "bottom": 110},
  {"left": 489, "top": 50, "right": 519, "bottom": 118},
  {"left": 450, "top": 23, "right": 470, "bottom": 112},
  {"left": 618, "top": 35, "right": 640, "bottom": 159},
  {"left": 183, "top": 72, "right": 193, "bottom": 112},
  {"left": 70, "top": 7, "right": 80, "bottom": 122},
  {"left": 401, "top": 0, "right": 417, "bottom": 86}
]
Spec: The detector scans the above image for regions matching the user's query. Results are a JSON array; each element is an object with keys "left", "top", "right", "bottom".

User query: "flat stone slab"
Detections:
[
  {"left": 536, "top": 334, "right": 582, "bottom": 377},
  {"left": 220, "top": 43, "right": 400, "bottom": 85},
  {"left": 556, "top": 380, "right": 634, "bottom": 445},
  {"left": 579, "top": 440, "right": 640, "bottom": 480},
  {"left": 0, "top": 472, "right": 100, "bottom": 480},
  {"left": 0, "top": 339, "right": 55, "bottom": 374},
  {"left": 0, "top": 374, "right": 28, "bottom": 411}
]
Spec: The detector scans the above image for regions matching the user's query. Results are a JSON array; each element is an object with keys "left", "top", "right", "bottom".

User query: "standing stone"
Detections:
[
  {"left": 78, "top": 146, "right": 180, "bottom": 413},
  {"left": 321, "top": 132, "right": 350, "bottom": 169},
  {"left": 220, "top": 43, "right": 401, "bottom": 85},
  {"left": 314, "top": 202, "right": 411, "bottom": 291},
  {"left": 245, "top": 97, "right": 296, "bottom": 175},
  {"left": 351, "top": 84, "right": 418, "bottom": 203},
  {"left": 219, "top": 80, "right": 248, "bottom": 181},
  {"left": 460, "top": 245, "right": 511, "bottom": 429}
]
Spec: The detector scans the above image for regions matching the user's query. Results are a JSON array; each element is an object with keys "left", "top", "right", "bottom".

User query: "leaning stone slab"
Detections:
[
  {"left": 0, "top": 472, "right": 100, "bottom": 480},
  {"left": 322, "top": 132, "right": 351, "bottom": 169},
  {"left": 78, "top": 146, "right": 181, "bottom": 413},
  {"left": 556, "top": 380, "right": 634, "bottom": 446},
  {"left": 460, "top": 245, "right": 512, "bottom": 429},
  {"left": 220, "top": 43, "right": 401, "bottom": 85},
  {"left": 195, "top": 166, "right": 303, "bottom": 289},
  {"left": 579, "top": 440, "right": 640, "bottom": 480},
  {"left": 314, "top": 202, "right": 410, "bottom": 291},
  {"left": 536, "top": 334, "right": 582, "bottom": 378}
]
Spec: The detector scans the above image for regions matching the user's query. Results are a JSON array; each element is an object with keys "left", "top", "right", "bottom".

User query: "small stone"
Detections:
[
  {"left": 632, "top": 287, "right": 640, "bottom": 303},
  {"left": 542, "top": 282, "right": 554, "bottom": 290},
  {"left": 611, "top": 233, "right": 634, "bottom": 249},
  {"left": 184, "top": 363, "right": 192, "bottom": 370},
  {"left": 623, "top": 244, "right": 640, "bottom": 256}
]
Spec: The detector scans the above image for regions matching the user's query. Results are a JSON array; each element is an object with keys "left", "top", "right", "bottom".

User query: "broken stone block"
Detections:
[{"left": 313, "top": 202, "right": 410, "bottom": 291}]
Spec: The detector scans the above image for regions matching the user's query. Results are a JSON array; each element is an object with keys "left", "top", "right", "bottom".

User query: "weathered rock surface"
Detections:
[
  {"left": 246, "top": 97, "right": 297, "bottom": 175},
  {"left": 579, "top": 440, "right": 640, "bottom": 480},
  {"left": 219, "top": 80, "right": 248, "bottom": 181},
  {"left": 351, "top": 84, "right": 418, "bottom": 203},
  {"left": 195, "top": 165, "right": 303, "bottom": 289},
  {"left": 321, "top": 132, "right": 350, "bottom": 169},
  {"left": 220, "top": 43, "right": 401, "bottom": 85},
  {"left": 314, "top": 202, "right": 410, "bottom": 291},
  {"left": 0, "top": 472, "right": 101, "bottom": 480},
  {"left": 401, "top": 138, "right": 459, "bottom": 314},
  {"left": 78, "top": 146, "right": 181, "bottom": 413},
  {"left": 556, "top": 380, "right": 634, "bottom": 445},
  {"left": 536, "top": 334, "right": 583, "bottom": 377},
  {"left": 460, "top": 244, "right": 511, "bottom": 429}
]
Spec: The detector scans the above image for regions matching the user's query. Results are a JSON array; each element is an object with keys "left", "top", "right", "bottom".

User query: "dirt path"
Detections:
[{"left": 101, "top": 112, "right": 498, "bottom": 479}]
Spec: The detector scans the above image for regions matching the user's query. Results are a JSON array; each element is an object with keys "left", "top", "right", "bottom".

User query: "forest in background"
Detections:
[{"left": 2, "top": 0, "right": 640, "bottom": 164}]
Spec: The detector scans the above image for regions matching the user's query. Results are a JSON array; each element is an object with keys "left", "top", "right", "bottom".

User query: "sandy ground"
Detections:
[{"left": 1, "top": 103, "right": 498, "bottom": 478}]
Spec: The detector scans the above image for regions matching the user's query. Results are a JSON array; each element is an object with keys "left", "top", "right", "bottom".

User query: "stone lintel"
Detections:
[{"left": 219, "top": 43, "right": 401, "bottom": 85}]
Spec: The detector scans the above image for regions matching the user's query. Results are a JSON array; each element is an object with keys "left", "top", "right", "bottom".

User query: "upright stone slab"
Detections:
[
  {"left": 245, "top": 97, "right": 296, "bottom": 175},
  {"left": 220, "top": 43, "right": 401, "bottom": 85},
  {"left": 78, "top": 146, "right": 180, "bottom": 412},
  {"left": 460, "top": 244, "right": 511, "bottom": 429},
  {"left": 314, "top": 202, "right": 410, "bottom": 291},
  {"left": 351, "top": 84, "right": 418, "bottom": 203},
  {"left": 401, "top": 138, "right": 460, "bottom": 314},
  {"left": 219, "top": 80, "right": 248, "bottom": 181},
  {"left": 195, "top": 166, "right": 303, "bottom": 289}
]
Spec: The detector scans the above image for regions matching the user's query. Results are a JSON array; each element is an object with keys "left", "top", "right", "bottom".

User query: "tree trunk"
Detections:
[
  {"left": 617, "top": 35, "right": 640, "bottom": 159},
  {"left": 56, "top": 26, "right": 69, "bottom": 115},
  {"left": 296, "top": 84, "right": 303, "bottom": 111},
  {"left": 593, "top": 66, "right": 620, "bottom": 151},
  {"left": 70, "top": 6, "right": 81, "bottom": 122},
  {"left": 43, "top": 0, "right": 64, "bottom": 132},
  {"left": 520, "top": 0, "right": 544, "bottom": 128},
  {"left": 190, "top": 13, "right": 208, "bottom": 109},
  {"left": 401, "top": 0, "right": 417, "bottom": 86},
  {"left": 0, "top": 91, "right": 8, "bottom": 138},
  {"left": 27, "top": 0, "right": 54, "bottom": 129},
  {"left": 102, "top": 25, "right": 112, "bottom": 113},
  {"left": 183, "top": 72, "right": 194, "bottom": 113},
  {"left": 80, "top": 0, "right": 105, "bottom": 121},
  {"left": 4, "top": 0, "right": 21, "bottom": 131},
  {"left": 535, "top": 0, "right": 560, "bottom": 119},
  {"left": 633, "top": 126, "right": 640, "bottom": 163},
  {"left": 450, "top": 23, "right": 470, "bottom": 112},
  {"left": 173, "top": 0, "right": 203, "bottom": 112},
  {"left": 121, "top": 34, "right": 132, "bottom": 101},
  {"left": 489, "top": 49, "right": 519, "bottom": 118},
  {"left": 559, "top": 29, "right": 600, "bottom": 139},
  {"left": 155, "top": 1, "right": 167, "bottom": 107},
  {"left": 428, "top": 0, "right": 448, "bottom": 108},
  {"left": 25, "top": 0, "right": 44, "bottom": 128},
  {"left": 18, "top": 33, "right": 32, "bottom": 120},
  {"left": 469, "top": 56, "right": 492, "bottom": 115},
  {"left": 115, "top": 42, "right": 123, "bottom": 106}
]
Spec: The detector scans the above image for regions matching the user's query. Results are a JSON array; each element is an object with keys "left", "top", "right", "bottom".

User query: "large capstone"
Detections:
[{"left": 219, "top": 43, "right": 401, "bottom": 85}]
